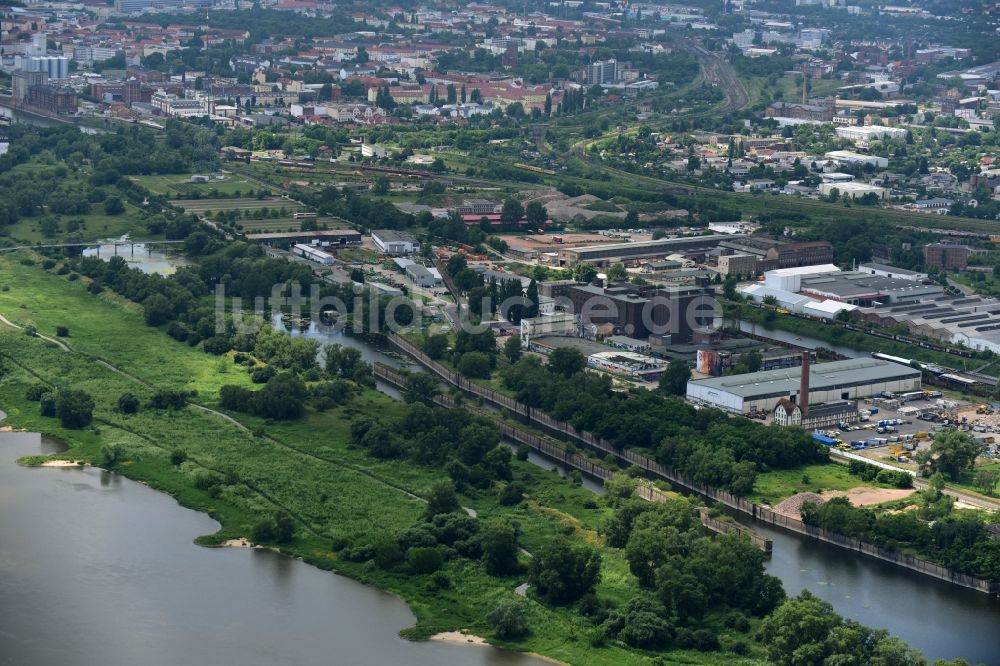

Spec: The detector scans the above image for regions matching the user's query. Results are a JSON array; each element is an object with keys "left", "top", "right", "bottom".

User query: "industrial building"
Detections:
[
  {"left": 245, "top": 229, "right": 362, "bottom": 246},
  {"left": 750, "top": 264, "right": 943, "bottom": 307},
  {"left": 372, "top": 229, "right": 420, "bottom": 255},
  {"left": 587, "top": 350, "right": 666, "bottom": 381},
  {"left": 857, "top": 262, "right": 928, "bottom": 282},
  {"left": 405, "top": 264, "right": 442, "bottom": 288},
  {"left": 520, "top": 313, "right": 577, "bottom": 346},
  {"left": 818, "top": 182, "right": 888, "bottom": 200},
  {"left": 686, "top": 358, "right": 921, "bottom": 414},
  {"left": 292, "top": 244, "right": 335, "bottom": 265},
  {"left": 923, "top": 243, "right": 970, "bottom": 270},
  {"left": 556, "top": 235, "right": 740, "bottom": 268},
  {"left": 856, "top": 294, "right": 1000, "bottom": 354},
  {"left": 566, "top": 282, "right": 717, "bottom": 342}
]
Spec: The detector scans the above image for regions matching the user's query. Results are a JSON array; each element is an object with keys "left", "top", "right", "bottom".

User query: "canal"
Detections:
[{"left": 58, "top": 243, "right": 1000, "bottom": 665}]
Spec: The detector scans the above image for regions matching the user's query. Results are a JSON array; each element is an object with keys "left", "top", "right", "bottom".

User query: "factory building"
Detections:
[
  {"left": 686, "top": 358, "right": 921, "bottom": 414},
  {"left": 566, "top": 282, "right": 717, "bottom": 342},
  {"left": 292, "top": 244, "right": 335, "bottom": 265},
  {"left": 557, "top": 234, "right": 740, "bottom": 268},
  {"left": 405, "top": 264, "right": 442, "bottom": 288},
  {"left": 372, "top": 229, "right": 420, "bottom": 255},
  {"left": 245, "top": 230, "right": 362, "bottom": 246}
]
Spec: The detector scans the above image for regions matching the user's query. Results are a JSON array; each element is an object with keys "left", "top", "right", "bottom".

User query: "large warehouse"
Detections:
[{"left": 686, "top": 358, "right": 921, "bottom": 414}]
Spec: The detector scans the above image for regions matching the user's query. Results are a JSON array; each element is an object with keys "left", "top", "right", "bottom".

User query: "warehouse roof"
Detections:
[{"left": 688, "top": 358, "right": 919, "bottom": 399}]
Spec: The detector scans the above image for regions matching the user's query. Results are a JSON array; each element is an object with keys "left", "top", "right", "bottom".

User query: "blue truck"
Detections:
[{"left": 812, "top": 431, "right": 838, "bottom": 446}]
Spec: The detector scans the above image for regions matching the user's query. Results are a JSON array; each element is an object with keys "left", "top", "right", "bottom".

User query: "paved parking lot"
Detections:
[{"left": 829, "top": 395, "right": 1000, "bottom": 472}]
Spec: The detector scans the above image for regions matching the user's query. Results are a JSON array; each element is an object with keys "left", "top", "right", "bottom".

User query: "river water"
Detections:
[
  {"left": 82, "top": 239, "right": 191, "bottom": 277},
  {"left": 0, "top": 429, "right": 544, "bottom": 666},
  {"left": 69, "top": 226, "right": 1000, "bottom": 665}
]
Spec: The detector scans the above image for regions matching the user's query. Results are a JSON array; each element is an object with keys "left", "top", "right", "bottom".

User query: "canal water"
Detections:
[
  {"left": 738, "top": 320, "right": 864, "bottom": 358},
  {"left": 0, "top": 429, "right": 545, "bottom": 666},
  {"left": 75, "top": 233, "right": 1000, "bottom": 665},
  {"left": 752, "top": 518, "right": 1000, "bottom": 664}
]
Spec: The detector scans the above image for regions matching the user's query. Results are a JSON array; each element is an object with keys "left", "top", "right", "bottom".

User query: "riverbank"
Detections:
[{"left": 0, "top": 255, "right": 756, "bottom": 665}]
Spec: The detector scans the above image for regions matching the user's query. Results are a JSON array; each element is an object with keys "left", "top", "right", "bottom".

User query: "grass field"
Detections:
[
  {"left": 0, "top": 255, "right": 252, "bottom": 397},
  {"left": 751, "top": 463, "right": 882, "bottom": 506},
  {"left": 0, "top": 254, "right": 765, "bottom": 665},
  {"left": 132, "top": 174, "right": 257, "bottom": 197},
  {"left": 168, "top": 197, "right": 302, "bottom": 214},
  {"left": 2, "top": 203, "right": 150, "bottom": 245}
]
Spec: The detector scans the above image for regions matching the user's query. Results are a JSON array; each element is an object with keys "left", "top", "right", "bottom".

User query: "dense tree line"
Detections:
[
  {"left": 501, "top": 354, "right": 825, "bottom": 495},
  {"left": 801, "top": 474, "right": 1000, "bottom": 580}
]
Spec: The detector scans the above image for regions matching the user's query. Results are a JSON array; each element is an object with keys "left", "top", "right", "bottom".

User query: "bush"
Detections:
[
  {"left": 99, "top": 443, "right": 123, "bottom": 467},
  {"left": 487, "top": 600, "right": 530, "bottom": 640},
  {"left": 876, "top": 468, "right": 913, "bottom": 489},
  {"left": 55, "top": 325, "right": 69, "bottom": 337},
  {"left": 202, "top": 336, "right": 232, "bottom": 355},
  {"left": 87, "top": 281, "right": 103, "bottom": 295},
  {"left": 25, "top": 383, "right": 49, "bottom": 401},
  {"left": 252, "top": 518, "right": 276, "bottom": 543},
  {"left": 170, "top": 449, "right": 188, "bottom": 465},
  {"left": 117, "top": 392, "right": 140, "bottom": 414},
  {"left": 148, "top": 390, "right": 187, "bottom": 410},
  {"left": 54, "top": 389, "right": 94, "bottom": 429},
  {"left": 39, "top": 393, "right": 57, "bottom": 417},
  {"left": 193, "top": 471, "right": 220, "bottom": 490},
  {"left": 406, "top": 546, "right": 445, "bottom": 574}
]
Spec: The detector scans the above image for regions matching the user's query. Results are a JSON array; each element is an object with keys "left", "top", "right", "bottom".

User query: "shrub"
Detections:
[
  {"left": 252, "top": 518, "right": 276, "bottom": 543},
  {"left": 25, "top": 383, "right": 49, "bottom": 401},
  {"left": 117, "top": 392, "right": 140, "bottom": 414},
  {"left": 170, "top": 449, "right": 187, "bottom": 465},
  {"left": 99, "top": 443, "right": 123, "bottom": 467},
  {"left": 55, "top": 325, "right": 69, "bottom": 337},
  {"left": 54, "top": 389, "right": 94, "bottom": 428},
  {"left": 39, "top": 393, "right": 57, "bottom": 417},
  {"left": 87, "top": 282, "right": 103, "bottom": 295},
  {"left": 487, "top": 600, "right": 529, "bottom": 640},
  {"left": 406, "top": 546, "right": 444, "bottom": 574}
]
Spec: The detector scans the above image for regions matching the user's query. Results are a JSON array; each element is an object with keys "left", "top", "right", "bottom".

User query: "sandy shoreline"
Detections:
[
  {"left": 429, "top": 631, "right": 488, "bottom": 646},
  {"left": 221, "top": 538, "right": 253, "bottom": 548},
  {"left": 40, "top": 460, "right": 83, "bottom": 468}
]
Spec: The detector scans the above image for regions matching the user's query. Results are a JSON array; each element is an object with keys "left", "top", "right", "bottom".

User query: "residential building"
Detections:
[{"left": 773, "top": 399, "right": 858, "bottom": 428}]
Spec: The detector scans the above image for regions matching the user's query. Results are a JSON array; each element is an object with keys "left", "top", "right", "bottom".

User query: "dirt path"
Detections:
[{"left": 0, "top": 313, "right": 71, "bottom": 351}]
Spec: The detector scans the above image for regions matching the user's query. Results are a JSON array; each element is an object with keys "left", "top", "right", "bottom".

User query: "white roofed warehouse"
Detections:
[{"left": 686, "top": 358, "right": 921, "bottom": 414}]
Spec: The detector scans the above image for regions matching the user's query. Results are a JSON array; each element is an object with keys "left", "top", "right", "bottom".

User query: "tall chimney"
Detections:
[{"left": 799, "top": 351, "right": 810, "bottom": 417}]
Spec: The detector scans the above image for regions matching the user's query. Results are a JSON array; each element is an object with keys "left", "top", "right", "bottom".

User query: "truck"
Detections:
[
  {"left": 812, "top": 431, "right": 838, "bottom": 446},
  {"left": 851, "top": 440, "right": 868, "bottom": 449},
  {"left": 869, "top": 407, "right": 879, "bottom": 415},
  {"left": 900, "top": 391, "right": 925, "bottom": 403}
]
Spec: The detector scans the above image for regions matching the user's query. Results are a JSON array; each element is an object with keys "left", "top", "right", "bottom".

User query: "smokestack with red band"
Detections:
[{"left": 800, "top": 351, "right": 810, "bottom": 417}]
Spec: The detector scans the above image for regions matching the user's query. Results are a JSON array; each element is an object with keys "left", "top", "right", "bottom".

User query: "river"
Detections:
[
  {"left": 71, "top": 242, "right": 1000, "bottom": 665},
  {"left": 0, "top": 429, "right": 545, "bottom": 666},
  {"left": 82, "top": 239, "right": 192, "bottom": 276}
]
